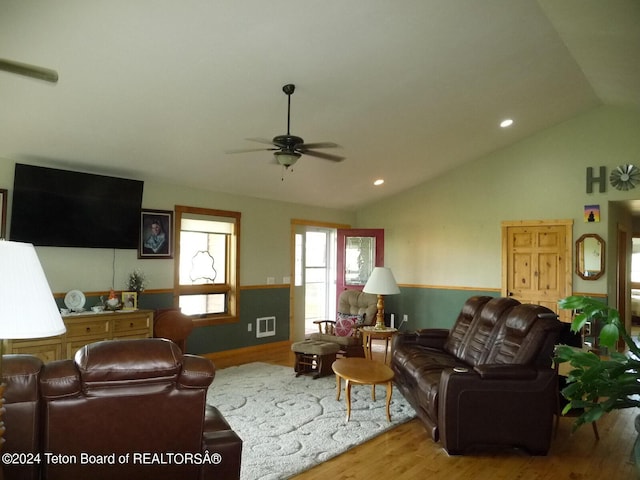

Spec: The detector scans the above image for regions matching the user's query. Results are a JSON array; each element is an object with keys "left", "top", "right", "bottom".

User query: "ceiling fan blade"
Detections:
[
  {"left": 0, "top": 58, "right": 59, "bottom": 83},
  {"left": 298, "top": 142, "right": 340, "bottom": 150},
  {"left": 246, "top": 137, "right": 279, "bottom": 146},
  {"left": 225, "top": 147, "right": 278, "bottom": 154},
  {"left": 301, "top": 150, "right": 345, "bottom": 162}
]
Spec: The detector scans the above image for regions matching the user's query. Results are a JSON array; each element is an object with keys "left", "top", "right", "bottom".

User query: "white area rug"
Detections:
[{"left": 207, "top": 362, "right": 416, "bottom": 480}]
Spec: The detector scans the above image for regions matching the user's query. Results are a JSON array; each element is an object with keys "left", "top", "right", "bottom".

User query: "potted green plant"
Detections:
[
  {"left": 127, "top": 269, "right": 148, "bottom": 295},
  {"left": 557, "top": 296, "right": 640, "bottom": 462}
]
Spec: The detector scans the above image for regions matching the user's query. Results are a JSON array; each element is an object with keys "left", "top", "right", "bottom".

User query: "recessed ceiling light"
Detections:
[
  {"left": 374, "top": 179, "right": 384, "bottom": 186},
  {"left": 500, "top": 118, "right": 514, "bottom": 128}
]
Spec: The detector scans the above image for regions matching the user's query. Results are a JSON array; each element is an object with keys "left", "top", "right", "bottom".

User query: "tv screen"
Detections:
[{"left": 10, "top": 164, "right": 144, "bottom": 249}]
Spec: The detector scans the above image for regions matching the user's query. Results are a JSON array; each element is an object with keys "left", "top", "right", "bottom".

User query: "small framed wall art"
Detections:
[
  {"left": 0, "top": 188, "right": 6, "bottom": 239},
  {"left": 139, "top": 209, "right": 173, "bottom": 259},
  {"left": 584, "top": 204, "right": 600, "bottom": 223}
]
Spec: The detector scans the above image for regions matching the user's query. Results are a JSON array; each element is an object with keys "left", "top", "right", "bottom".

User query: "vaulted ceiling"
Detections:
[{"left": 1, "top": 1, "right": 638, "bottom": 210}]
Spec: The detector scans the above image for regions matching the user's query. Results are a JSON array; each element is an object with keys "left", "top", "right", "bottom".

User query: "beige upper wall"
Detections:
[
  {"left": 0, "top": 159, "right": 355, "bottom": 292},
  {"left": 3, "top": 106, "right": 639, "bottom": 296},
  {"left": 355, "top": 106, "right": 640, "bottom": 295}
]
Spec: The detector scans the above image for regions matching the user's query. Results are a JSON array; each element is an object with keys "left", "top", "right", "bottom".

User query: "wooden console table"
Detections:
[{"left": 3, "top": 309, "right": 154, "bottom": 363}]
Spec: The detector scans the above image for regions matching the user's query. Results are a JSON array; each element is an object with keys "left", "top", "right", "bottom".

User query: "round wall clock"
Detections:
[{"left": 609, "top": 164, "right": 640, "bottom": 191}]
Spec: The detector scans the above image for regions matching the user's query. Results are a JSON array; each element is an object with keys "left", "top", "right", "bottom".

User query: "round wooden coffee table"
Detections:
[{"left": 332, "top": 357, "right": 394, "bottom": 422}]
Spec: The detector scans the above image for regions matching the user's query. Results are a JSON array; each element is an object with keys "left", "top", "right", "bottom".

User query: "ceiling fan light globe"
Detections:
[{"left": 274, "top": 151, "right": 301, "bottom": 167}]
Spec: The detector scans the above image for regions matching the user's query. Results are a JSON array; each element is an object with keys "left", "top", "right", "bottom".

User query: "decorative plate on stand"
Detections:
[
  {"left": 609, "top": 164, "right": 640, "bottom": 191},
  {"left": 64, "top": 290, "right": 86, "bottom": 312}
]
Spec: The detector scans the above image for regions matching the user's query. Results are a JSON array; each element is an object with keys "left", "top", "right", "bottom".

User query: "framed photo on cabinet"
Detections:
[
  {"left": 139, "top": 209, "right": 173, "bottom": 259},
  {"left": 122, "top": 291, "right": 138, "bottom": 310}
]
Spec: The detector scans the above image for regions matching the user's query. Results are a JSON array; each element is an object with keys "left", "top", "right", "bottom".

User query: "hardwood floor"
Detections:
[{"left": 209, "top": 342, "right": 639, "bottom": 480}]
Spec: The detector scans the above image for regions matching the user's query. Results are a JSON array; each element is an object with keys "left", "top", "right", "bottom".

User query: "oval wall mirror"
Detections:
[{"left": 576, "top": 234, "right": 605, "bottom": 280}]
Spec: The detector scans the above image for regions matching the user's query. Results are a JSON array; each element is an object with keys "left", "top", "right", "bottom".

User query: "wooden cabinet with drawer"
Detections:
[
  {"left": 3, "top": 309, "right": 154, "bottom": 361},
  {"left": 113, "top": 312, "right": 152, "bottom": 339},
  {"left": 64, "top": 316, "right": 111, "bottom": 339},
  {"left": 3, "top": 337, "right": 63, "bottom": 364}
]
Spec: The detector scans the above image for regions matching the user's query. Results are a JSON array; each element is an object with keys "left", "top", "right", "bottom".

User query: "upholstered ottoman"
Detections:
[{"left": 291, "top": 340, "right": 340, "bottom": 379}]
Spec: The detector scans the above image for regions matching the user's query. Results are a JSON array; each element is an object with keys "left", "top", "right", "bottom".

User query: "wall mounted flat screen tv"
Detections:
[{"left": 10, "top": 163, "right": 144, "bottom": 249}]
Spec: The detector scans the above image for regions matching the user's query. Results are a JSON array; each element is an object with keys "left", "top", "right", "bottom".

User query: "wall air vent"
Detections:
[{"left": 256, "top": 316, "right": 276, "bottom": 338}]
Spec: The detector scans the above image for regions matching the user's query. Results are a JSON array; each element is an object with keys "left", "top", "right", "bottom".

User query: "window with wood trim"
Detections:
[{"left": 174, "top": 205, "right": 240, "bottom": 325}]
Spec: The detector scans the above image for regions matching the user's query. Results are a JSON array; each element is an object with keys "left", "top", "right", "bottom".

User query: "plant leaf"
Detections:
[
  {"left": 558, "top": 296, "right": 591, "bottom": 310},
  {"left": 600, "top": 323, "right": 620, "bottom": 349}
]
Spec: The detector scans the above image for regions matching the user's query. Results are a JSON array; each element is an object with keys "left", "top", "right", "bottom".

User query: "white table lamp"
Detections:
[
  {"left": 363, "top": 267, "right": 400, "bottom": 330},
  {"left": 0, "top": 241, "right": 67, "bottom": 465}
]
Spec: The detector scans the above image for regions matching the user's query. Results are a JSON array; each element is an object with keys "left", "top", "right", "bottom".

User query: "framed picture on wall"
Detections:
[
  {"left": 0, "top": 188, "right": 7, "bottom": 239},
  {"left": 139, "top": 209, "right": 173, "bottom": 259}
]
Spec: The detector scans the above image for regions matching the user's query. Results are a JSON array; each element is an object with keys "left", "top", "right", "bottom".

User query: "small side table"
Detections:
[{"left": 361, "top": 326, "right": 397, "bottom": 363}]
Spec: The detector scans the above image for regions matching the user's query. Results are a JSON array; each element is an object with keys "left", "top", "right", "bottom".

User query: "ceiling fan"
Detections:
[
  {"left": 0, "top": 58, "right": 59, "bottom": 83},
  {"left": 226, "top": 84, "right": 344, "bottom": 168}
]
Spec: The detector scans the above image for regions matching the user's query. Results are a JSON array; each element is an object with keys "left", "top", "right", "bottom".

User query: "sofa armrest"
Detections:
[
  {"left": 473, "top": 364, "right": 538, "bottom": 380},
  {"left": 2, "top": 354, "right": 43, "bottom": 403},
  {"left": 313, "top": 320, "right": 336, "bottom": 334},
  {"left": 39, "top": 360, "right": 81, "bottom": 398},
  {"left": 2, "top": 355, "right": 43, "bottom": 480},
  {"left": 201, "top": 430, "right": 243, "bottom": 480},
  {"left": 178, "top": 354, "right": 215, "bottom": 388},
  {"left": 438, "top": 367, "right": 557, "bottom": 455},
  {"left": 201, "top": 405, "right": 243, "bottom": 480},
  {"left": 416, "top": 328, "right": 450, "bottom": 346},
  {"left": 393, "top": 329, "right": 450, "bottom": 350}
]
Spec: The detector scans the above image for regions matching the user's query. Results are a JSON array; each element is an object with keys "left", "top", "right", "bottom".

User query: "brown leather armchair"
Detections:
[
  {"left": 38, "top": 338, "right": 242, "bottom": 480},
  {"left": 154, "top": 307, "right": 195, "bottom": 352}
]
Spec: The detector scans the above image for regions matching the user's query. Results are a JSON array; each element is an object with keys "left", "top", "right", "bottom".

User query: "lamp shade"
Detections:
[
  {"left": 362, "top": 267, "right": 400, "bottom": 295},
  {"left": 0, "top": 241, "right": 66, "bottom": 339}
]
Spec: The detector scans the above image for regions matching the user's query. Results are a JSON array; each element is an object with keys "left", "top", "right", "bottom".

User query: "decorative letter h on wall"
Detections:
[{"left": 586, "top": 166, "right": 606, "bottom": 193}]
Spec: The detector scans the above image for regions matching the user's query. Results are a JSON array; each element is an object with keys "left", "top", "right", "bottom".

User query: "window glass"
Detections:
[{"left": 174, "top": 206, "right": 240, "bottom": 323}]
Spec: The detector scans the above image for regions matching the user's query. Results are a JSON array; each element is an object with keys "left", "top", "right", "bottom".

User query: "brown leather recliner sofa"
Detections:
[
  {"left": 2, "top": 338, "right": 242, "bottom": 480},
  {"left": 391, "top": 296, "right": 562, "bottom": 455}
]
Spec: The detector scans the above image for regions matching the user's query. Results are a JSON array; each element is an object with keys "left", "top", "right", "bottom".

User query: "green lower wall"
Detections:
[
  {"left": 384, "top": 287, "right": 500, "bottom": 330},
  {"left": 55, "top": 287, "right": 290, "bottom": 355},
  {"left": 60, "top": 286, "right": 605, "bottom": 355},
  {"left": 187, "top": 287, "right": 290, "bottom": 354}
]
